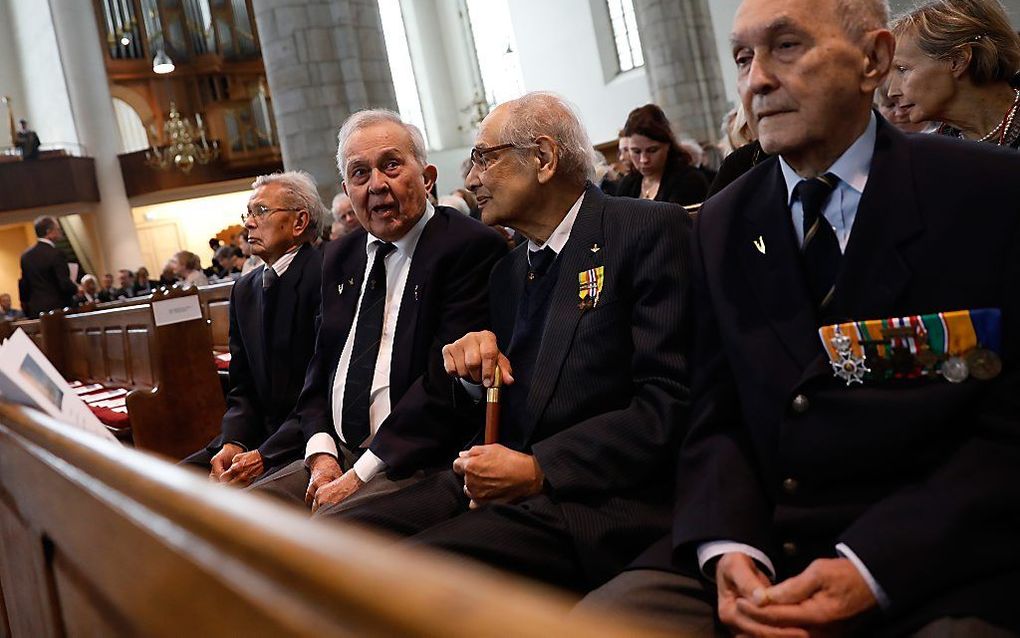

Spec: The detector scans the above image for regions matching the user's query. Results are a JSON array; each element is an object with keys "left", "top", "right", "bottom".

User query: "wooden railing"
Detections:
[{"left": 0, "top": 402, "right": 667, "bottom": 637}]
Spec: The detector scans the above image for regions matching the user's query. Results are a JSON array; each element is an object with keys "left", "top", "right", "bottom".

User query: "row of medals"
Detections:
[{"left": 829, "top": 332, "right": 1002, "bottom": 385}]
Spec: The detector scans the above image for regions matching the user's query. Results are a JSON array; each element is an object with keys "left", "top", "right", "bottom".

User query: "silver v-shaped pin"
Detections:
[{"left": 753, "top": 235, "right": 766, "bottom": 255}]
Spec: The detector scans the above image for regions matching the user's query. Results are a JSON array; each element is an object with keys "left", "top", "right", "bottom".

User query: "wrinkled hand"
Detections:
[
  {"left": 309, "top": 469, "right": 364, "bottom": 514},
  {"left": 209, "top": 442, "right": 244, "bottom": 481},
  {"left": 218, "top": 449, "right": 264, "bottom": 487},
  {"left": 442, "top": 331, "right": 515, "bottom": 387},
  {"left": 304, "top": 453, "right": 344, "bottom": 508},
  {"left": 716, "top": 553, "right": 807, "bottom": 638},
  {"left": 736, "top": 558, "right": 877, "bottom": 637},
  {"left": 452, "top": 444, "right": 543, "bottom": 509}
]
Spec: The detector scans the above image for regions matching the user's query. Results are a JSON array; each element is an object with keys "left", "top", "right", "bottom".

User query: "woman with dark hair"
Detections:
[
  {"left": 888, "top": 0, "right": 1020, "bottom": 148},
  {"left": 615, "top": 104, "right": 709, "bottom": 206}
]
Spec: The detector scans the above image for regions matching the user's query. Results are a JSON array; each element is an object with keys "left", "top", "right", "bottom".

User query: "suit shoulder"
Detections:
[
  {"left": 906, "top": 133, "right": 1020, "bottom": 188},
  {"left": 602, "top": 192, "right": 692, "bottom": 238},
  {"left": 436, "top": 205, "right": 506, "bottom": 245}
]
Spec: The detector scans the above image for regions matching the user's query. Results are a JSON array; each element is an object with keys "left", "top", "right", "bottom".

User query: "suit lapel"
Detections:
[
  {"left": 830, "top": 121, "right": 921, "bottom": 320},
  {"left": 737, "top": 162, "right": 821, "bottom": 371},
  {"left": 390, "top": 212, "right": 443, "bottom": 396},
  {"left": 325, "top": 237, "right": 369, "bottom": 395},
  {"left": 268, "top": 244, "right": 311, "bottom": 395},
  {"left": 523, "top": 185, "right": 606, "bottom": 436}
]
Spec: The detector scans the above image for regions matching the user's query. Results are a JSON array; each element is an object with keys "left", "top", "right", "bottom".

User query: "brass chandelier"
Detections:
[{"left": 145, "top": 102, "right": 218, "bottom": 173}]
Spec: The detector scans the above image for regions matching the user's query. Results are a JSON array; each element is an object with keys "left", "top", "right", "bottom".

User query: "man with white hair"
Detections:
[
  {"left": 182, "top": 171, "right": 324, "bottom": 480},
  {"left": 327, "top": 92, "right": 692, "bottom": 593},
  {"left": 583, "top": 0, "right": 1020, "bottom": 635},
  {"left": 329, "top": 193, "right": 360, "bottom": 241},
  {"left": 248, "top": 109, "right": 507, "bottom": 511}
]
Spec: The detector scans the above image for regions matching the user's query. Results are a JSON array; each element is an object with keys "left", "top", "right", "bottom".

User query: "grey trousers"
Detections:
[
  {"left": 579, "top": 569, "right": 1017, "bottom": 637},
  {"left": 248, "top": 446, "right": 426, "bottom": 515}
]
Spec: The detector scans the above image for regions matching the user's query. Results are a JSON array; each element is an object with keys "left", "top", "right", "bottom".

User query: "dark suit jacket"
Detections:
[
  {"left": 18, "top": 241, "right": 77, "bottom": 317},
  {"left": 482, "top": 183, "right": 692, "bottom": 581},
  {"left": 616, "top": 159, "right": 709, "bottom": 206},
  {"left": 194, "top": 243, "right": 322, "bottom": 465},
  {"left": 673, "top": 118, "right": 1020, "bottom": 632},
  {"left": 258, "top": 206, "right": 508, "bottom": 473}
]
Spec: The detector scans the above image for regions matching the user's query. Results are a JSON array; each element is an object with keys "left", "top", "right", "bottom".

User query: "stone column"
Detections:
[
  {"left": 48, "top": 0, "right": 144, "bottom": 272},
  {"left": 251, "top": 0, "right": 398, "bottom": 198},
  {"left": 632, "top": 0, "right": 729, "bottom": 144}
]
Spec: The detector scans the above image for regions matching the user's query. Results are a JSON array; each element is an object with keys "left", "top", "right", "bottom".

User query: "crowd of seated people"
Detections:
[{"left": 10, "top": 0, "right": 1020, "bottom": 635}]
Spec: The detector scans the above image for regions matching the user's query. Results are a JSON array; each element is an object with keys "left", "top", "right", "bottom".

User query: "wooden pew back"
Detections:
[
  {"left": 0, "top": 403, "right": 664, "bottom": 638},
  {"left": 198, "top": 281, "right": 233, "bottom": 353}
]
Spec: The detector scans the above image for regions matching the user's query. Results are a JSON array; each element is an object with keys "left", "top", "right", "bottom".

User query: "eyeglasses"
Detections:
[
  {"left": 241, "top": 204, "right": 303, "bottom": 224},
  {"left": 469, "top": 142, "right": 531, "bottom": 171}
]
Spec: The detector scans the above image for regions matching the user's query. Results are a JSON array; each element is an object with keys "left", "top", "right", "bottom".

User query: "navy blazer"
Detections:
[
  {"left": 673, "top": 118, "right": 1020, "bottom": 633},
  {"left": 259, "top": 206, "right": 508, "bottom": 473},
  {"left": 210, "top": 242, "right": 322, "bottom": 458},
  {"left": 480, "top": 183, "right": 693, "bottom": 582}
]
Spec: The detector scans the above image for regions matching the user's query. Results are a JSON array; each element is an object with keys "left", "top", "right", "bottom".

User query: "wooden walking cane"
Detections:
[{"left": 484, "top": 365, "right": 502, "bottom": 444}]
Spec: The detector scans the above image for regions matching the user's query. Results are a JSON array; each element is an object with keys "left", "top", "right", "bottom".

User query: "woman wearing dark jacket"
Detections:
[{"left": 615, "top": 104, "right": 709, "bottom": 206}]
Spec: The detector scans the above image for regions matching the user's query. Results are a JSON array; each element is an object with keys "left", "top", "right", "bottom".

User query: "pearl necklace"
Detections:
[{"left": 977, "top": 88, "right": 1020, "bottom": 144}]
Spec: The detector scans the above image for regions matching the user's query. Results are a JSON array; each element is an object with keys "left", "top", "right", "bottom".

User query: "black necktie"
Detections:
[
  {"left": 342, "top": 242, "right": 396, "bottom": 446},
  {"left": 261, "top": 266, "right": 279, "bottom": 368},
  {"left": 527, "top": 246, "right": 556, "bottom": 281},
  {"left": 797, "top": 173, "right": 841, "bottom": 312}
]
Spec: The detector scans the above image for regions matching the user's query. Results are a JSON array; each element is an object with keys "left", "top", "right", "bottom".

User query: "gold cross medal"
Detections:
[{"left": 578, "top": 266, "right": 604, "bottom": 310}]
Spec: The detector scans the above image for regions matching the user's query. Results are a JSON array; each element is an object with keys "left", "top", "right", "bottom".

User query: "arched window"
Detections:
[{"left": 112, "top": 98, "right": 150, "bottom": 153}]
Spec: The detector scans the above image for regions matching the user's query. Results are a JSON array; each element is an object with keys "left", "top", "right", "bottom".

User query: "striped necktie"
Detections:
[{"left": 796, "top": 173, "right": 840, "bottom": 312}]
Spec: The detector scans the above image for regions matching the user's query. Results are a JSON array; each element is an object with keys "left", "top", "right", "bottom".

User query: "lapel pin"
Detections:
[
  {"left": 337, "top": 283, "right": 344, "bottom": 295},
  {"left": 590, "top": 243, "right": 601, "bottom": 254},
  {"left": 753, "top": 235, "right": 766, "bottom": 255},
  {"left": 348, "top": 277, "right": 355, "bottom": 285},
  {"left": 414, "top": 284, "right": 421, "bottom": 301}
]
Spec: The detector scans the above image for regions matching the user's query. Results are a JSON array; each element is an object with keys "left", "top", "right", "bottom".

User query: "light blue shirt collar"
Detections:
[
  {"left": 779, "top": 112, "right": 876, "bottom": 205},
  {"left": 779, "top": 113, "right": 877, "bottom": 252}
]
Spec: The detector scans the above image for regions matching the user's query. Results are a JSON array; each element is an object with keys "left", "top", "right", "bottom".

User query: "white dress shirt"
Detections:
[
  {"left": 305, "top": 203, "right": 435, "bottom": 483},
  {"left": 698, "top": 113, "right": 890, "bottom": 609}
]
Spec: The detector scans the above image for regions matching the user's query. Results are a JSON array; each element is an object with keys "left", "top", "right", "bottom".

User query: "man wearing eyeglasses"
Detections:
[
  {"left": 322, "top": 92, "right": 692, "bottom": 593},
  {"left": 247, "top": 109, "right": 508, "bottom": 512},
  {"left": 182, "top": 170, "right": 325, "bottom": 480}
]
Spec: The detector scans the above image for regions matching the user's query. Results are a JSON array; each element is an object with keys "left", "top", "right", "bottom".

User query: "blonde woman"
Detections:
[{"left": 888, "top": 0, "right": 1020, "bottom": 148}]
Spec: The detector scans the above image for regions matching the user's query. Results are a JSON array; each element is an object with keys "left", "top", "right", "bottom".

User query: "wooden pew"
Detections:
[
  {"left": 10, "top": 286, "right": 225, "bottom": 459},
  {"left": 197, "top": 281, "right": 233, "bottom": 354},
  {"left": 0, "top": 403, "right": 666, "bottom": 638}
]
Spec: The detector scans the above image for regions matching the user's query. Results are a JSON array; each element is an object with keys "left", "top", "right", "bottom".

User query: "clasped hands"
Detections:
[
  {"left": 210, "top": 443, "right": 263, "bottom": 486},
  {"left": 443, "top": 331, "right": 543, "bottom": 508},
  {"left": 715, "top": 553, "right": 878, "bottom": 638}
]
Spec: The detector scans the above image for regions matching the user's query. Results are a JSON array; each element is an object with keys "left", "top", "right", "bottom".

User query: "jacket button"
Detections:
[
  {"left": 791, "top": 394, "right": 810, "bottom": 414},
  {"left": 782, "top": 542, "right": 798, "bottom": 557},
  {"left": 782, "top": 478, "right": 799, "bottom": 494}
]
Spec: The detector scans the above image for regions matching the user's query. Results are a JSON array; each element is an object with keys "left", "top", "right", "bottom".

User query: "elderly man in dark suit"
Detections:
[
  {"left": 18, "top": 216, "right": 77, "bottom": 318},
  {"left": 582, "top": 0, "right": 1020, "bottom": 636},
  {"left": 243, "top": 109, "right": 507, "bottom": 511},
  {"left": 182, "top": 170, "right": 325, "bottom": 478},
  {"left": 324, "top": 92, "right": 691, "bottom": 593}
]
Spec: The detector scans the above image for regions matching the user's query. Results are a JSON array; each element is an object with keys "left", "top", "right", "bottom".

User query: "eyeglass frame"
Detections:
[
  {"left": 469, "top": 141, "right": 536, "bottom": 171},
  {"left": 241, "top": 205, "right": 305, "bottom": 225}
]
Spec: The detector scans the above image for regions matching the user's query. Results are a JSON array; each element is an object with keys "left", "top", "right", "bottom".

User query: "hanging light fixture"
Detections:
[
  {"left": 145, "top": 102, "right": 218, "bottom": 173},
  {"left": 152, "top": 49, "right": 175, "bottom": 74}
]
